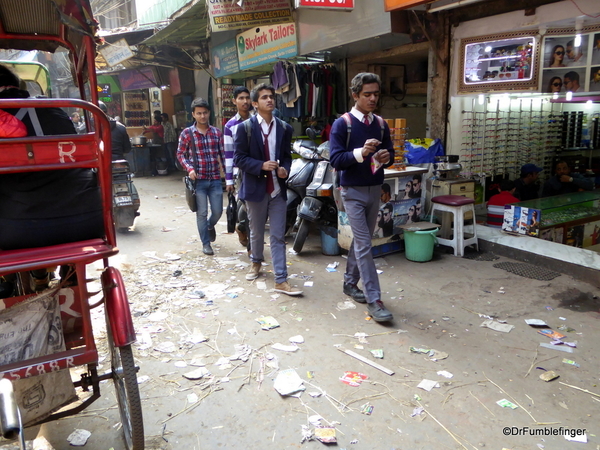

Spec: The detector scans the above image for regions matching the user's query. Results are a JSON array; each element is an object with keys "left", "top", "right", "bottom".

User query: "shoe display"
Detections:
[
  {"left": 245, "top": 262, "right": 262, "bottom": 280},
  {"left": 235, "top": 224, "right": 249, "bottom": 247},
  {"left": 208, "top": 227, "right": 216, "bottom": 242},
  {"left": 367, "top": 300, "right": 393, "bottom": 322},
  {"left": 274, "top": 281, "right": 303, "bottom": 296},
  {"left": 343, "top": 283, "right": 366, "bottom": 303},
  {"left": 202, "top": 244, "right": 214, "bottom": 255}
]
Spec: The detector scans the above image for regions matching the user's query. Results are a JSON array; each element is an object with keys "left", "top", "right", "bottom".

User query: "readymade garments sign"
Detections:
[
  {"left": 237, "top": 23, "right": 297, "bottom": 70},
  {"left": 208, "top": 0, "right": 293, "bottom": 33}
]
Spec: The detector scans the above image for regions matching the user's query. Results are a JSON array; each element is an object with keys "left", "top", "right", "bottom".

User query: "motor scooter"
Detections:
[
  {"left": 292, "top": 140, "right": 337, "bottom": 254},
  {"left": 112, "top": 159, "right": 141, "bottom": 232}
]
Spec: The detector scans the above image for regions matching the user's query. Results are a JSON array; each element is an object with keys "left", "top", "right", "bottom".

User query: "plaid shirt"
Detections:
[
  {"left": 177, "top": 124, "right": 232, "bottom": 184},
  {"left": 163, "top": 120, "right": 177, "bottom": 143},
  {"left": 224, "top": 112, "right": 249, "bottom": 176}
]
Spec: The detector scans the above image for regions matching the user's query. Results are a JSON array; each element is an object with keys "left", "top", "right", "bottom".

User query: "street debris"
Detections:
[
  {"left": 336, "top": 300, "right": 356, "bottom": 310},
  {"left": 539, "top": 342, "right": 573, "bottom": 353},
  {"left": 183, "top": 367, "right": 210, "bottom": 380},
  {"left": 339, "top": 371, "right": 368, "bottom": 387},
  {"left": 409, "top": 347, "right": 448, "bottom": 362},
  {"left": 480, "top": 319, "right": 514, "bottom": 333},
  {"left": 436, "top": 370, "right": 453, "bottom": 378},
  {"left": 539, "top": 370, "right": 559, "bottom": 382},
  {"left": 274, "top": 369, "right": 305, "bottom": 396},
  {"left": 289, "top": 335, "right": 304, "bottom": 344},
  {"left": 66, "top": 429, "right": 91, "bottom": 446},
  {"left": 524, "top": 318, "right": 547, "bottom": 326},
  {"left": 314, "top": 427, "right": 336, "bottom": 444},
  {"left": 562, "top": 358, "right": 580, "bottom": 367},
  {"left": 417, "top": 379, "right": 440, "bottom": 391},
  {"left": 537, "top": 329, "right": 565, "bottom": 340},
  {"left": 256, "top": 316, "right": 279, "bottom": 330},
  {"left": 271, "top": 343, "right": 299, "bottom": 352},
  {"left": 370, "top": 349, "right": 384, "bottom": 359},
  {"left": 360, "top": 403, "right": 374, "bottom": 415},
  {"left": 496, "top": 399, "right": 518, "bottom": 409},
  {"left": 338, "top": 347, "right": 395, "bottom": 375}
]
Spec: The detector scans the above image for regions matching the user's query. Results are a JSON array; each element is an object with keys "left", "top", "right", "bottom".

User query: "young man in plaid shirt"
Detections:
[{"left": 177, "top": 98, "right": 234, "bottom": 255}]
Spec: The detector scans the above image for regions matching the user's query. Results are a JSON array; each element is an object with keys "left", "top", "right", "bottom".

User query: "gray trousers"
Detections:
[
  {"left": 246, "top": 192, "right": 288, "bottom": 284},
  {"left": 341, "top": 185, "right": 381, "bottom": 304}
]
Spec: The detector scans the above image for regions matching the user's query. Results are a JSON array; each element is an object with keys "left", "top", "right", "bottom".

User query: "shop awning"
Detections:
[{"left": 141, "top": 2, "right": 208, "bottom": 48}]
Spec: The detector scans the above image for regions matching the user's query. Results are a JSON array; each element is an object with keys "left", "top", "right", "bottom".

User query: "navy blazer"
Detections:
[{"left": 233, "top": 115, "right": 293, "bottom": 202}]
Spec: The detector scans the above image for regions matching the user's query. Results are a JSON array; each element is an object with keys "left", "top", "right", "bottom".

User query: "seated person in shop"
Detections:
[
  {"left": 98, "top": 100, "right": 131, "bottom": 161},
  {"left": 0, "top": 64, "right": 104, "bottom": 251},
  {"left": 486, "top": 179, "right": 520, "bottom": 228},
  {"left": 541, "top": 160, "right": 594, "bottom": 197},
  {"left": 514, "top": 163, "right": 542, "bottom": 201}
]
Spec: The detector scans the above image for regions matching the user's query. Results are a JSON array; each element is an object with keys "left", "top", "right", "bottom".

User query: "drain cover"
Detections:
[
  {"left": 462, "top": 249, "right": 500, "bottom": 261},
  {"left": 493, "top": 261, "right": 561, "bottom": 280}
]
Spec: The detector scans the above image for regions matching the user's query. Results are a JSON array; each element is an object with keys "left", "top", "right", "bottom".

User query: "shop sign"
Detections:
[
  {"left": 99, "top": 39, "right": 134, "bottom": 67},
  {"left": 208, "top": 0, "right": 293, "bottom": 33},
  {"left": 295, "top": 0, "right": 354, "bottom": 10},
  {"left": 237, "top": 22, "right": 297, "bottom": 71},
  {"left": 117, "top": 67, "right": 157, "bottom": 91},
  {"left": 384, "top": 0, "right": 431, "bottom": 11},
  {"left": 212, "top": 40, "right": 240, "bottom": 78}
]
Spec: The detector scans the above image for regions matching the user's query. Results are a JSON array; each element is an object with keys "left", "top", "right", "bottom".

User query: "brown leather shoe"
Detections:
[
  {"left": 274, "top": 281, "right": 303, "bottom": 296},
  {"left": 246, "top": 262, "right": 261, "bottom": 280}
]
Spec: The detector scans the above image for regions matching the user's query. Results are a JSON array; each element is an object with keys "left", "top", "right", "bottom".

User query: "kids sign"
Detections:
[
  {"left": 237, "top": 23, "right": 297, "bottom": 71},
  {"left": 296, "top": 0, "right": 354, "bottom": 9}
]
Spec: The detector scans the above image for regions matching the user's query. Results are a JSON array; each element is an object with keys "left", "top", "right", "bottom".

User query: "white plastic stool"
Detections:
[{"left": 431, "top": 195, "right": 478, "bottom": 257}]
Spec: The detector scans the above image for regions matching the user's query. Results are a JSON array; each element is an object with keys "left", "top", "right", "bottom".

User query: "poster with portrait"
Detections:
[
  {"left": 543, "top": 36, "right": 588, "bottom": 69},
  {"left": 592, "top": 33, "right": 600, "bottom": 65},
  {"left": 582, "top": 220, "right": 600, "bottom": 248},
  {"left": 590, "top": 66, "right": 600, "bottom": 92}
]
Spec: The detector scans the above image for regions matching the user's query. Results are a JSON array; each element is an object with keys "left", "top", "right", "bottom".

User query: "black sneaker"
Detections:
[
  {"left": 343, "top": 283, "right": 366, "bottom": 303},
  {"left": 203, "top": 244, "right": 214, "bottom": 255},
  {"left": 367, "top": 300, "right": 393, "bottom": 322},
  {"left": 208, "top": 227, "right": 216, "bottom": 242}
]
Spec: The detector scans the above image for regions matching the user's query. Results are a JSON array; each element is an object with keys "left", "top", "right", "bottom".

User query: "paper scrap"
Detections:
[
  {"left": 183, "top": 367, "right": 209, "bottom": 380},
  {"left": 562, "top": 358, "right": 580, "bottom": 367},
  {"left": 304, "top": 281, "right": 314, "bottom": 287},
  {"left": 437, "top": 370, "right": 454, "bottom": 378},
  {"left": 370, "top": 349, "right": 384, "bottom": 359},
  {"left": 525, "top": 319, "right": 547, "bottom": 326},
  {"left": 539, "top": 370, "right": 559, "bottom": 382},
  {"left": 540, "top": 342, "right": 573, "bottom": 353},
  {"left": 271, "top": 343, "right": 299, "bottom": 352},
  {"left": 339, "top": 371, "right": 368, "bottom": 387},
  {"left": 289, "top": 335, "right": 304, "bottom": 344},
  {"left": 480, "top": 319, "right": 514, "bottom": 333},
  {"left": 537, "top": 329, "right": 566, "bottom": 340},
  {"left": 417, "top": 379, "right": 440, "bottom": 391},
  {"left": 496, "top": 399, "right": 518, "bottom": 409},
  {"left": 314, "top": 427, "right": 336, "bottom": 444},
  {"left": 67, "top": 429, "right": 91, "bottom": 446},
  {"left": 256, "top": 316, "right": 280, "bottom": 330},
  {"left": 273, "top": 369, "right": 305, "bottom": 396},
  {"left": 565, "top": 433, "right": 587, "bottom": 443}
]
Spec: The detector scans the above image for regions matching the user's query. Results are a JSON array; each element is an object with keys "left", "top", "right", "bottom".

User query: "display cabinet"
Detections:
[
  {"left": 458, "top": 32, "right": 539, "bottom": 93},
  {"left": 123, "top": 90, "right": 150, "bottom": 127},
  {"left": 502, "top": 191, "right": 600, "bottom": 249}
]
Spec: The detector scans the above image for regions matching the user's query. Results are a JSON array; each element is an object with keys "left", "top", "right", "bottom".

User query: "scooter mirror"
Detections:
[{"left": 306, "top": 127, "right": 316, "bottom": 141}]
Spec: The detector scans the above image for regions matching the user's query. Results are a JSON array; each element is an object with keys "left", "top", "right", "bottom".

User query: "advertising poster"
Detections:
[
  {"left": 373, "top": 174, "right": 423, "bottom": 238},
  {"left": 212, "top": 40, "right": 240, "bottom": 78},
  {"left": 117, "top": 67, "right": 157, "bottom": 91},
  {"left": 502, "top": 205, "right": 540, "bottom": 236},
  {"left": 237, "top": 22, "right": 297, "bottom": 70},
  {"left": 208, "top": 0, "right": 292, "bottom": 33}
]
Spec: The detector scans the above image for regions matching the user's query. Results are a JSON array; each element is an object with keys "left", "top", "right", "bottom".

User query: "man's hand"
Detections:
[
  {"left": 262, "top": 161, "right": 279, "bottom": 171},
  {"left": 277, "top": 167, "right": 288, "bottom": 178},
  {"left": 373, "top": 149, "right": 391, "bottom": 165},
  {"left": 361, "top": 138, "right": 381, "bottom": 158},
  {"left": 226, "top": 184, "right": 235, "bottom": 193},
  {"left": 188, "top": 170, "right": 197, "bottom": 180},
  {"left": 559, "top": 175, "right": 573, "bottom": 183}
]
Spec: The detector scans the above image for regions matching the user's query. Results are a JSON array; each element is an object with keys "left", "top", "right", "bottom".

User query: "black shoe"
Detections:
[
  {"left": 343, "top": 283, "right": 366, "bottom": 303},
  {"left": 208, "top": 227, "right": 216, "bottom": 242},
  {"left": 203, "top": 244, "right": 214, "bottom": 255},
  {"left": 367, "top": 300, "right": 393, "bottom": 322}
]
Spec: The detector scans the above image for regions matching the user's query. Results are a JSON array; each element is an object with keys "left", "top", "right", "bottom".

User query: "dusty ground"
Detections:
[{"left": 8, "top": 173, "right": 600, "bottom": 450}]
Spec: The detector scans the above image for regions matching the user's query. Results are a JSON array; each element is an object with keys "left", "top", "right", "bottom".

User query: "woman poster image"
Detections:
[
  {"left": 546, "top": 76, "right": 563, "bottom": 93},
  {"left": 548, "top": 44, "right": 566, "bottom": 68}
]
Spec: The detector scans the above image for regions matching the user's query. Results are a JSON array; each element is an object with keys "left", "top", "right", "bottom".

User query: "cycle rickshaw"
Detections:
[{"left": 0, "top": 1, "right": 143, "bottom": 449}]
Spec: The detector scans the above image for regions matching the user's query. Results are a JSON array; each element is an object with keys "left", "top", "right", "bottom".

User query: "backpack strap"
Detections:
[
  {"left": 243, "top": 118, "right": 252, "bottom": 146},
  {"left": 15, "top": 108, "right": 44, "bottom": 136},
  {"left": 341, "top": 112, "right": 352, "bottom": 148},
  {"left": 373, "top": 113, "right": 385, "bottom": 142}
]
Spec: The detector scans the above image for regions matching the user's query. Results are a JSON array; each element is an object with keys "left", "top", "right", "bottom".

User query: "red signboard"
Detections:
[{"left": 296, "top": 0, "right": 354, "bottom": 10}]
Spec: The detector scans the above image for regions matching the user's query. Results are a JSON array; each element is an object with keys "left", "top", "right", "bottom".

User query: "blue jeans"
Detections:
[{"left": 195, "top": 179, "right": 223, "bottom": 245}]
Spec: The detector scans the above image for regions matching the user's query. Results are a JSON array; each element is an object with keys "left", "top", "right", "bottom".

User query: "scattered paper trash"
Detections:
[
  {"left": 304, "top": 281, "right": 314, "bottom": 287},
  {"left": 437, "top": 370, "right": 454, "bottom": 378},
  {"left": 337, "top": 301, "right": 357, "bottom": 310},
  {"left": 565, "top": 433, "right": 587, "bottom": 443},
  {"left": 496, "top": 399, "right": 518, "bottom": 409},
  {"left": 183, "top": 367, "right": 209, "bottom": 380},
  {"left": 370, "top": 349, "right": 384, "bottom": 359},
  {"left": 174, "top": 361, "right": 187, "bottom": 368},
  {"left": 67, "top": 429, "right": 91, "bottom": 446},
  {"left": 314, "top": 427, "right": 336, "bottom": 444},
  {"left": 537, "top": 329, "right": 566, "bottom": 340},
  {"left": 289, "top": 335, "right": 304, "bottom": 344},
  {"left": 480, "top": 319, "right": 514, "bottom": 333},
  {"left": 147, "top": 311, "right": 168, "bottom": 322},
  {"left": 539, "top": 370, "right": 559, "bottom": 382},
  {"left": 410, "top": 406, "right": 424, "bottom": 417},
  {"left": 562, "top": 358, "right": 580, "bottom": 367},
  {"left": 137, "top": 375, "right": 150, "bottom": 384},
  {"left": 272, "top": 343, "right": 299, "bottom": 352},
  {"left": 340, "top": 371, "right": 368, "bottom": 387},
  {"left": 256, "top": 281, "right": 267, "bottom": 290},
  {"left": 187, "top": 393, "right": 199, "bottom": 404},
  {"left": 274, "top": 369, "right": 305, "bottom": 396},
  {"left": 525, "top": 319, "right": 547, "bottom": 326},
  {"left": 300, "top": 425, "right": 313, "bottom": 443},
  {"left": 540, "top": 342, "right": 573, "bottom": 353},
  {"left": 417, "top": 379, "right": 440, "bottom": 392},
  {"left": 360, "top": 403, "right": 374, "bottom": 415},
  {"left": 256, "top": 316, "right": 280, "bottom": 330},
  {"left": 154, "top": 341, "right": 177, "bottom": 353}
]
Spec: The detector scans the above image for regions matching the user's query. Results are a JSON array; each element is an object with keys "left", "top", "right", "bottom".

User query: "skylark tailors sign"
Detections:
[{"left": 237, "top": 23, "right": 297, "bottom": 71}]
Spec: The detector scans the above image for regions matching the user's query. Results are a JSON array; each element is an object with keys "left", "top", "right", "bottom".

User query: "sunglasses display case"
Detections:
[{"left": 459, "top": 32, "right": 539, "bottom": 93}]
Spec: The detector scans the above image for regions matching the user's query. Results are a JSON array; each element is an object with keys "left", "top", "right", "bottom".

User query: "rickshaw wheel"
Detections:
[{"left": 107, "top": 323, "right": 144, "bottom": 449}]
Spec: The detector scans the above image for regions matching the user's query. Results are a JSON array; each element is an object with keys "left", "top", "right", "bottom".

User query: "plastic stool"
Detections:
[{"left": 431, "top": 195, "right": 478, "bottom": 257}]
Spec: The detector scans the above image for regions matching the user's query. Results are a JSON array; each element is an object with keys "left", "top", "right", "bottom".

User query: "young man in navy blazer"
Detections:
[{"left": 233, "top": 83, "right": 302, "bottom": 296}]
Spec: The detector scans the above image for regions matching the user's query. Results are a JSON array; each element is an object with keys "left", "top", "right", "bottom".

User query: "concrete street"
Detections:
[{"left": 14, "top": 173, "right": 600, "bottom": 450}]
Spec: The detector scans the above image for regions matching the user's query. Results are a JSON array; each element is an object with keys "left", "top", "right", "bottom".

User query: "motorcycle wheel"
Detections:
[{"left": 292, "top": 218, "right": 310, "bottom": 253}]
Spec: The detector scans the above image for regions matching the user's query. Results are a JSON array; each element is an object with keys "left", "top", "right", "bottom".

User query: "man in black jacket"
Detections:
[{"left": 98, "top": 100, "right": 131, "bottom": 160}]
